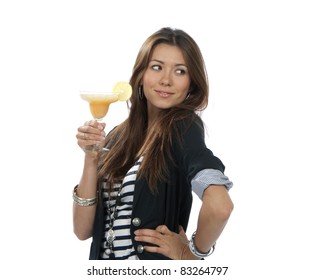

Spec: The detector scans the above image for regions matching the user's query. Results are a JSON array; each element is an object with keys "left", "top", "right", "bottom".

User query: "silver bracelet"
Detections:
[
  {"left": 72, "top": 185, "right": 97, "bottom": 207},
  {"left": 188, "top": 231, "right": 216, "bottom": 258}
]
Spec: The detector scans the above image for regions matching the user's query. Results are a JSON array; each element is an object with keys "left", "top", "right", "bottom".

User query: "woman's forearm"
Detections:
[
  {"left": 73, "top": 155, "right": 99, "bottom": 240},
  {"left": 194, "top": 185, "right": 234, "bottom": 253}
]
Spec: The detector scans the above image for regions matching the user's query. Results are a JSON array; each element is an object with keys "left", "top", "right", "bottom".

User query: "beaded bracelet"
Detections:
[
  {"left": 72, "top": 185, "right": 97, "bottom": 207},
  {"left": 188, "top": 231, "right": 216, "bottom": 258}
]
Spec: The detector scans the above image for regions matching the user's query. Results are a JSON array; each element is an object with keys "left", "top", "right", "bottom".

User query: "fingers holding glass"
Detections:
[{"left": 77, "top": 121, "right": 106, "bottom": 153}]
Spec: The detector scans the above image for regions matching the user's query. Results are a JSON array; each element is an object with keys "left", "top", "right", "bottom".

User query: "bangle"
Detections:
[
  {"left": 72, "top": 185, "right": 97, "bottom": 207},
  {"left": 188, "top": 231, "right": 216, "bottom": 258}
]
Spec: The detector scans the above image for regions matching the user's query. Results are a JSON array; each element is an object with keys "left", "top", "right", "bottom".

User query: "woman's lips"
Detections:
[{"left": 155, "top": 90, "right": 172, "bottom": 97}]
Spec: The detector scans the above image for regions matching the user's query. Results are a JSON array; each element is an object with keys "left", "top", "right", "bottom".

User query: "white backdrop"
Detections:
[{"left": 1, "top": 0, "right": 314, "bottom": 279}]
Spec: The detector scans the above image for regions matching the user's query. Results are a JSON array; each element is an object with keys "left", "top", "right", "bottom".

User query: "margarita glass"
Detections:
[
  {"left": 80, "top": 92, "right": 119, "bottom": 121},
  {"left": 80, "top": 81, "right": 132, "bottom": 151}
]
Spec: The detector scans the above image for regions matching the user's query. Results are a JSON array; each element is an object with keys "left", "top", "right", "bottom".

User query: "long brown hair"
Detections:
[{"left": 98, "top": 27, "right": 209, "bottom": 192}]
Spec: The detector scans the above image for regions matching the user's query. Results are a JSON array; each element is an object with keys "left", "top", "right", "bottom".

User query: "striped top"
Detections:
[{"left": 99, "top": 157, "right": 143, "bottom": 260}]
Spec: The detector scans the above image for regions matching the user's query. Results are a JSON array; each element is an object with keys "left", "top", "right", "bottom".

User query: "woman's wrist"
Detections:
[
  {"left": 73, "top": 185, "right": 97, "bottom": 207},
  {"left": 84, "top": 150, "right": 101, "bottom": 161},
  {"left": 188, "top": 231, "right": 216, "bottom": 258},
  {"left": 184, "top": 245, "right": 201, "bottom": 260}
]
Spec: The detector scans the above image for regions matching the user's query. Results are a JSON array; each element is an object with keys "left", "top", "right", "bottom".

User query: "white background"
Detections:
[{"left": 1, "top": 0, "right": 314, "bottom": 279}]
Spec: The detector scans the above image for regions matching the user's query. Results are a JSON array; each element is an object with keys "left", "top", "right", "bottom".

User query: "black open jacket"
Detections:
[{"left": 89, "top": 115, "right": 225, "bottom": 260}]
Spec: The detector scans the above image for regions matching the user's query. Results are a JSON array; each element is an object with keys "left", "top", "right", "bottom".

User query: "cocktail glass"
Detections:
[
  {"left": 80, "top": 92, "right": 119, "bottom": 121},
  {"left": 80, "top": 81, "right": 132, "bottom": 151},
  {"left": 80, "top": 92, "right": 119, "bottom": 151}
]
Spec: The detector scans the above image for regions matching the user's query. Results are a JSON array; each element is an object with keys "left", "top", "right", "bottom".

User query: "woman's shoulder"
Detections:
[
  {"left": 174, "top": 113, "right": 205, "bottom": 136},
  {"left": 169, "top": 113, "right": 207, "bottom": 154}
]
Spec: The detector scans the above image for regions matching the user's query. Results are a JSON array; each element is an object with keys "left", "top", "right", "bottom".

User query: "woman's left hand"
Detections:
[{"left": 134, "top": 225, "right": 199, "bottom": 260}]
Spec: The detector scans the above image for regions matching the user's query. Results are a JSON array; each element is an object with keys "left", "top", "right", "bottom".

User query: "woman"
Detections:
[{"left": 73, "top": 27, "right": 234, "bottom": 260}]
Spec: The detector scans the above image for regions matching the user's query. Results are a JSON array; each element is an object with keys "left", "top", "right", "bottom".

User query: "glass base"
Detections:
[{"left": 83, "top": 144, "right": 103, "bottom": 153}]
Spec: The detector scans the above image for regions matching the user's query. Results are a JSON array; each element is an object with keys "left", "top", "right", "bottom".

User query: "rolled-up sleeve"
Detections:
[{"left": 192, "top": 169, "right": 233, "bottom": 200}]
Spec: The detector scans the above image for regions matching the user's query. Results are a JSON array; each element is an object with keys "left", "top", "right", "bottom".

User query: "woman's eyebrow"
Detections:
[{"left": 150, "top": 59, "right": 188, "bottom": 67}]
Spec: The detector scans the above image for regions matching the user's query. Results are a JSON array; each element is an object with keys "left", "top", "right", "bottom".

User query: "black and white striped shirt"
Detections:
[{"left": 100, "top": 157, "right": 143, "bottom": 260}]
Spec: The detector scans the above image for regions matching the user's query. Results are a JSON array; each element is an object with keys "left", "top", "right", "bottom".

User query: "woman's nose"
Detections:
[{"left": 159, "top": 71, "right": 171, "bottom": 86}]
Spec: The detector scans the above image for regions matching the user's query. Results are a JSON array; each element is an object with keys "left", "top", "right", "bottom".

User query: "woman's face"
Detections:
[{"left": 142, "top": 43, "right": 191, "bottom": 117}]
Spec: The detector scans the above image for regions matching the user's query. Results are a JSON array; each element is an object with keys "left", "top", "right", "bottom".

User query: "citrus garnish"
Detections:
[{"left": 112, "top": 81, "right": 132, "bottom": 101}]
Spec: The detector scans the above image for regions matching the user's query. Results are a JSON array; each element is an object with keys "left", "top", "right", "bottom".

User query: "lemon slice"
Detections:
[{"left": 112, "top": 81, "right": 132, "bottom": 101}]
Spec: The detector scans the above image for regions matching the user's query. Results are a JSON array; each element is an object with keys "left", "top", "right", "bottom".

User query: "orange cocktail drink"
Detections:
[
  {"left": 80, "top": 93, "right": 119, "bottom": 121},
  {"left": 80, "top": 81, "right": 132, "bottom": 122},
  {"left": 79, "top": 82, "right": 132, "bottom": 151}
]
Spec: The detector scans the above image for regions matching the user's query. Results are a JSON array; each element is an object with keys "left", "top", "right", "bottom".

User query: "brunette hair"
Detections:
[{"left": 98, "top": 27, "right": 209, "bottom": 192}]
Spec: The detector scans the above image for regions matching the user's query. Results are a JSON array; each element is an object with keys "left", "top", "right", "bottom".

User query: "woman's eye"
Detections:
[
  {"left": 151, "top": 65, "right": 161, "bottom": 71},
  {"left": 176, "top": 69, "right": 186, "bottom": 75}
]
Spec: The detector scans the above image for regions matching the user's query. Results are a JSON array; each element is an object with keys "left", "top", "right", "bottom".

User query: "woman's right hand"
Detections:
[{"left": 76, "top": 120, "right": 106, "bottom": 156}]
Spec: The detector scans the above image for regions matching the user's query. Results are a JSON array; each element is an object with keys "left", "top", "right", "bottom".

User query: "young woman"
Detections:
[{"left": 73, "top": 27, "right": 234, "bottom": 260}]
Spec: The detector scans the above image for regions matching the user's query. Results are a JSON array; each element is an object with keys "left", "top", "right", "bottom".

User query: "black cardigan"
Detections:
[{"left": 89, "top": 115, "right": 225, "bottom": 260}]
